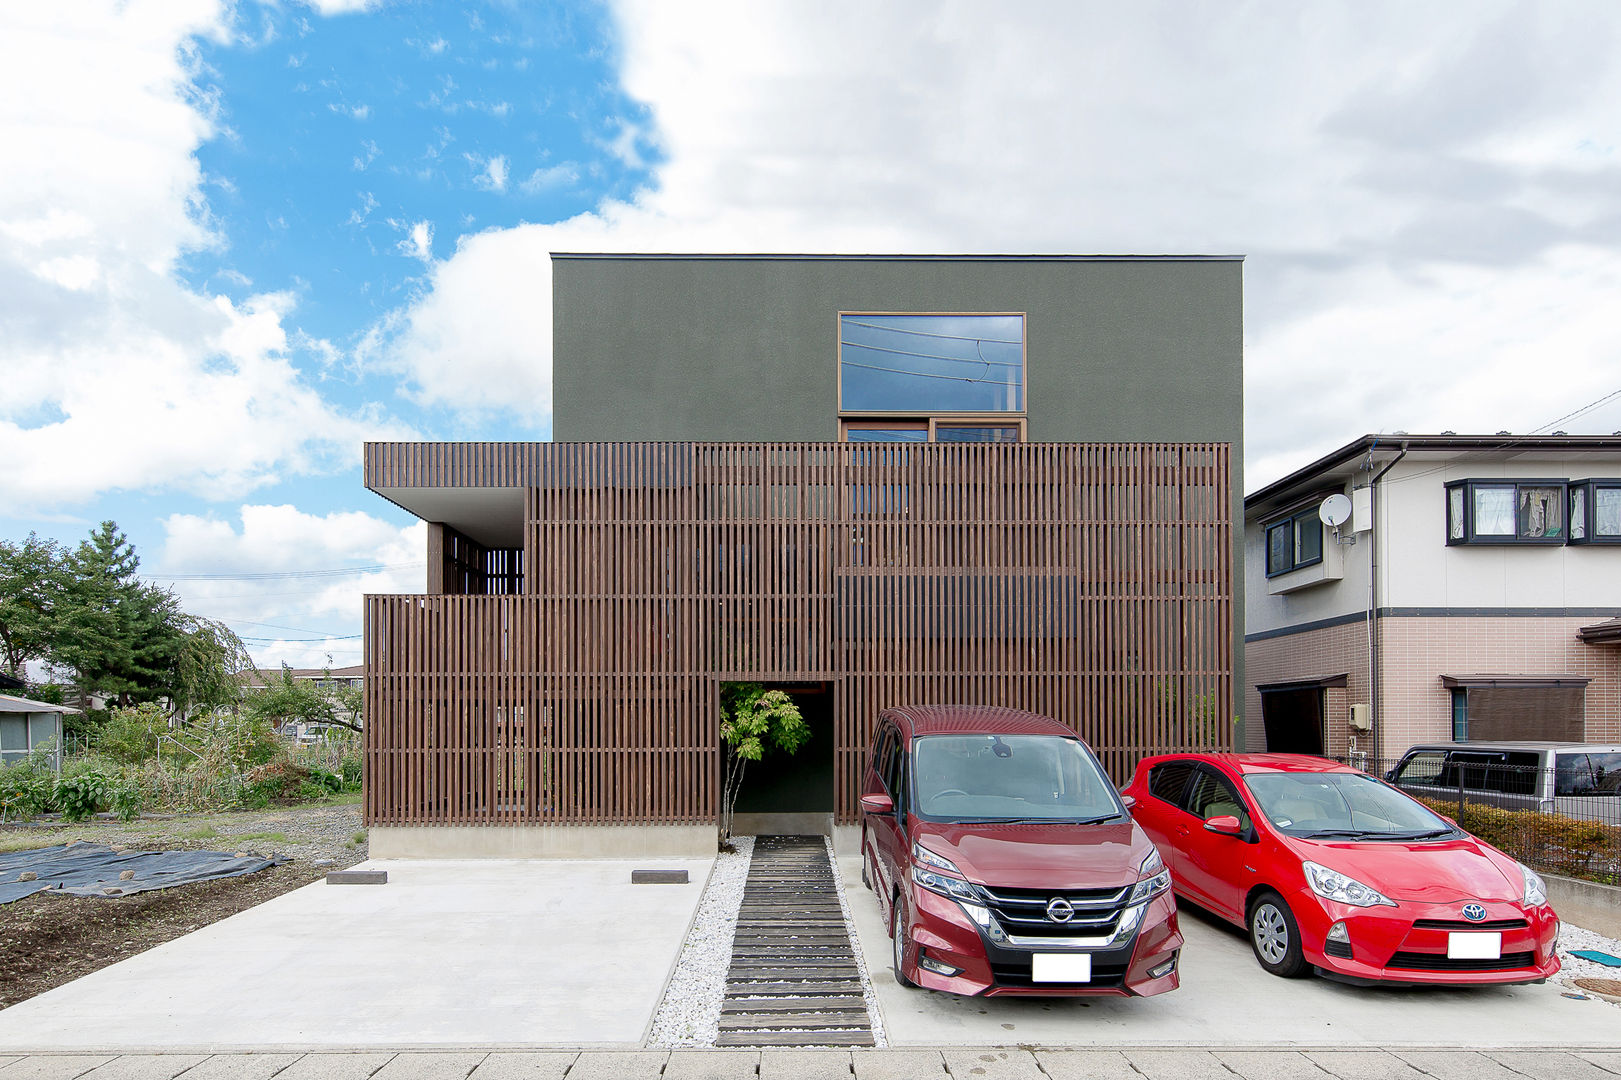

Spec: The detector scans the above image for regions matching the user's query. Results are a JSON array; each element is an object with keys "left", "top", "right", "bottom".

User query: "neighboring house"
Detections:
[
  {"left": 240, "top": 665, "right": 366, "bottom": 694},
  {"left": 241, "top": 665, "right": 364, "bottom": 740},
  {"left": 1244, "top": 434, "right": 1621, "bottom": 765},
  {"left": 0, "top": 694, "right": 77, "bottom": 773},
  {"left": 363, "top": 253, "right": 1245, "bottom": 855}
]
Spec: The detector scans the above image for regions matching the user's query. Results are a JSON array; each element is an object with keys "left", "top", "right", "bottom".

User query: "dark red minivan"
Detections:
[{"left": 859, "top": 705, "right": 1182, "bottom": 997}]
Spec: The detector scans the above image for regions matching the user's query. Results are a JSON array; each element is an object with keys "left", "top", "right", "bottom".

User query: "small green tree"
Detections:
[
  {"left": 243, "top": 666, "right": 362, "bottom": 735},
  {"left": 0, "top": 534, "right": 67, "bottom": 680},
  {"left": 718, "top": 683, "right": 810, "bottom": 845},
  {"left": 97, "top": 702, "right": 171, "bottom": 764}
]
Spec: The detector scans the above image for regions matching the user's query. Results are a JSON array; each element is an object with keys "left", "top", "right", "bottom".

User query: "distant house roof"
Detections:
[
  {"left": 0, "top": 672, "right": 24, "bottom": 692},
  {"left": 240, "top": 665, "right": 366, "bottom": 688},
  {"left": 1246, "top": 433, "right": 1621, "bottom": 520},
  {"left": 0, "top": 694, "right": 81, "bottom": 714}
]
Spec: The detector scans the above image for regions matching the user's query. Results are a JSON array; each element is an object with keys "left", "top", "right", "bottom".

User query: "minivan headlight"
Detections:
[
  {"left": 1520, "top": 863, "right": 1548, "bottom": 908},
  {"left": 1128, "top": 849, "right": 1171, "bottom": 904},
  {"left": 912, "top": 866, "right": 979, "bottom": 902},
  {"left": 912, "top": 842, "right": 963, "bottom": 877},
  {"left": 1302, "top": 861, "right": 1396, "bottom": 908}
]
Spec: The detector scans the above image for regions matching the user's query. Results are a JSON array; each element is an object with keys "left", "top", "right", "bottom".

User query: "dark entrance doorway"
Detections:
[
  {"left": 1261, "top": 687, "right": 1325, "bottom": 755},
  {"left": 731, "top": 682, "right": 835, "bottom": 820}
]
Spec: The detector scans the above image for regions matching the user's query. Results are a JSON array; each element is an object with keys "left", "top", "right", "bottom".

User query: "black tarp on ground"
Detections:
[{"left": 0, "top": 843, "right": 278, "bottom": 905}]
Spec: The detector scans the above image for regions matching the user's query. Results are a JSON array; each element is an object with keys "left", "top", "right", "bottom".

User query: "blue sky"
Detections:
[{"left": 4, "top": 0, "right": 1621, "bottom": 670}]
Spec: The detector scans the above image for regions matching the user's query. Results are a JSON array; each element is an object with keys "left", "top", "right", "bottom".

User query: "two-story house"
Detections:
[
  {"left": 362, "top": 253, "right": 1245, "bottom": 856},
  {"left": 1245, "top": 434, "right": 1621, "bottom": 764}
]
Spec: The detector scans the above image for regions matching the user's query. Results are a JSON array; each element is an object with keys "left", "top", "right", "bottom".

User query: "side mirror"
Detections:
[
  {"left": 1120, "top": 794, "right": 1138, "bottom": 810},
  {"left": 860, "top": 792, "right": 895, "bottom": 816},
  {"left": 1439, "top": 814, "right": 1457, "bottom": 827},
  {"left": 1203, "top": 814, "right": 1242, "bottom": 837}
]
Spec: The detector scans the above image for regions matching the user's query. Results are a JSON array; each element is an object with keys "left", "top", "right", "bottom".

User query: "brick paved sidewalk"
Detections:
[{"left": 2, "top": 1049, "right": 1620, "bottom": 1080}]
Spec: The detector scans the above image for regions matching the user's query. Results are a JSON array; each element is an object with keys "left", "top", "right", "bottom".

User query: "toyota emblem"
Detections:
[
  {"left": 1046, "top": 897, "right": 1075, "bottom": 923},
  {"left": 1461, "top": 903, "right": 1487, "bottom": 922}
]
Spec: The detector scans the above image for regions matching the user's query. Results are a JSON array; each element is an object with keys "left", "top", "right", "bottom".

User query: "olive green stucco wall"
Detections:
[
  {"left": 550, "top": 253, "right": 1245, "bottom": 731},
  {"left": 552, "top": 254, "right": 1242, "bottom": 446}
]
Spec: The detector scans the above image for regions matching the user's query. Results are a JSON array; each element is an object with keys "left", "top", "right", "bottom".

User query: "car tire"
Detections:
[
  {"left": 892, "top": 894, "right": 917, "bottom": 988},
  {"left": 1247, "top": 891, "right": 1309, "bottom": 978}
]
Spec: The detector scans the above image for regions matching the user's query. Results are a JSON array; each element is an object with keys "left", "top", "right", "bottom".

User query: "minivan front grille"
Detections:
[{"left": 975, "top": 884, "right": 1130, "bottom": 937}]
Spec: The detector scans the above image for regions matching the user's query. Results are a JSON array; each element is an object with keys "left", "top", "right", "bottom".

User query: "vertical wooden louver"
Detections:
[{"left": 363, "top": 441, "right": 1233, "bottom": 827}]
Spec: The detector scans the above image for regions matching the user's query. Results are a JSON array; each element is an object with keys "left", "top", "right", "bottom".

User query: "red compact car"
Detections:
[
  {"left": 1122, "top": 753, "right": 1561, "bottom": 985},
  {"left": 859, "top": 705, "right": 1182, "bottom": 997}
]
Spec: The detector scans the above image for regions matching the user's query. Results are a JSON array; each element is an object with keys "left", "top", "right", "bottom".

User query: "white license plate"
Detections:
[
  {"left": 1032, "top": 953, "right": 1092, "bottom": 983},
  {"left": 1447, "top": 932, "right": 1502, "bottom": 960}
]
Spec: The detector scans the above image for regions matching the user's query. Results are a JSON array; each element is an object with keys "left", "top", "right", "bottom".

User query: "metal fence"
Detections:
[{"left": 1348, "top": 755, "right": 1621, "bottom": 886}]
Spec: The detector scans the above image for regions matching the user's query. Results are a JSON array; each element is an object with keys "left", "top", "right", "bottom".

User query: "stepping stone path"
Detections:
[{"left": 716, "top": 835, "right": 876, "bottom": 1047}]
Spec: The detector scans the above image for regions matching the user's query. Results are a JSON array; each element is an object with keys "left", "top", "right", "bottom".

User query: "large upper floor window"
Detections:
[
  {"left": 1569, "top": 479, "right": 1621, "bottom": 544},
  {"left": 1264, "top": 507, "right": 1323, "bottom": 577},
  {"left": 1445, "top": 479, "right": 1566, "bottom": 545},
  {"left": 839, "top": 313, "right": 1025, "bottom": 415}
]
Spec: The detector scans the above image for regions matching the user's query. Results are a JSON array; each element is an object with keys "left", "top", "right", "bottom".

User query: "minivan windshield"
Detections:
[
  {"left": 1245, "top": 772, "right": 1457, "bottom": 840},
  {"left": 912, "top": 735, "right": 1122, "bottom": 822}
]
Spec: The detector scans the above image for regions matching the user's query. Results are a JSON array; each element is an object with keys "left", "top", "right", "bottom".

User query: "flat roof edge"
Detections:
[{"left": 548, "top": 252, "right": 1246, "bottom": 262}]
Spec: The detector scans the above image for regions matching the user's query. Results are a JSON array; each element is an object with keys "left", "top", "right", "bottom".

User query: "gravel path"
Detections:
[
  {"left": 825, "top": 833, "right": 887, "bottom": 1047},
  {"left": 649, "top": 836, "right": 754, "bottom": 1047}
]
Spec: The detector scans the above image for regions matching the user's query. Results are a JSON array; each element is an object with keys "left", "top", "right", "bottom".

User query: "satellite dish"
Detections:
[{"left": 1319, "top": 494, "right": 1352, "bottom": 528}]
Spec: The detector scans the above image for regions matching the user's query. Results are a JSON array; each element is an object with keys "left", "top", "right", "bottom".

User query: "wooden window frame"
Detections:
[
  {"left": 839, "top": 417, "right": 1028, "bottom": 443},
  {"left": 837, "top": 311, "right": 1029, "bottom": 419}
]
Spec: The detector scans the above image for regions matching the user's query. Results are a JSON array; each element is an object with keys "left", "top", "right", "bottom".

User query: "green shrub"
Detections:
[
  {"left": 96, "top": 703, "right": 170, "bottom": 765},
  {"left": 54, "top": 770, "right": 113, "bottom": 822},
  {"left": 108, "top": 777, "right": 142, "bottom": 821},
  {"left": 0, "top": 761, "right": 57, "bottom": 821}
]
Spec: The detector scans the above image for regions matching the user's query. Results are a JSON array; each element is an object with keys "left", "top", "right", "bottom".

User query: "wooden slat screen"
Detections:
[{"left": 364, "top": 441, "right": 1232, "bottom": 826}]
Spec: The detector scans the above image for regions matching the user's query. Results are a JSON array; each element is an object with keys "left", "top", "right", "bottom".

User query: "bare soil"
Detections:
[{"left": 0, "top": 804, "right": 366, "bottom": 1010}]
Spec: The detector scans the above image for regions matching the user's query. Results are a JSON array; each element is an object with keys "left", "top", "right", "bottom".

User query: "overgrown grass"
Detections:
[
  {"left": 349, "top": 830, "right": 367, "bottom": 846},
  {"left": 180, "top": 826, "right": 222, "bottom": 840},
  {"left": 0, "top": 834, "right": 62, "bottom": 854},
  {"left": 297, "top": 791, "right": 362, "bottom": 807},
  {"left": 233, "top": 831, "right": 287, "bottom": 844}
]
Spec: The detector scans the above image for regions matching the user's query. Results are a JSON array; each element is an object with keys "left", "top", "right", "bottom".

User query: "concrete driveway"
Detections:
[
  {"left": 839, "top": 856, "right": 1621, "bottom": 1048},
  {"left": 0, "top": 858, "right": 712, "bottom": 1051}
]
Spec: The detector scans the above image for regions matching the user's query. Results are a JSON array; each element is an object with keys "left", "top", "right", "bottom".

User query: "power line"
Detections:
[
  {"left": 839, "top": 358, "right": 1020, "bottom": 387},
  {"left": 1381, "top": 385, "right": 1621, "bottom": 488},
  {"left": 843, "top": 318, "right": 1023, "bottom": 346},
  {"left": 840, "top": 338, "right": 1022, "bottom": 368}
]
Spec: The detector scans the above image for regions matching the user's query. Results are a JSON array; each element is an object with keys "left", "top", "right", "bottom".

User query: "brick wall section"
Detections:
[
  {"left": 1244, "top": 619, "right": 1371, "bottom": 758},
  {"left": 1247, "top": 615, "right": 1620, "bottom": 758},
  {"left": 1378, "top": 616, "right": 1621, "bottom": 753}
]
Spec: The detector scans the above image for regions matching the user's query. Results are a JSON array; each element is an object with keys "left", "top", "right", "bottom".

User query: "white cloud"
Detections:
[
  {"left": 0, "top": 1, "right": 408, "bottom": 511},
  {"left": 395, "top": 219, "right": 433, "bottom": 261},
  {"left": 155, "top": 504, "right": 425, "bottom": 669},
  {"left": 518, "top": 162, "right": 578, "bottom": 194},
  {"left": 470, "top": 153, "right": 508, "bottom": 192},
  {"left": 369, "top": 0, "right": 1621, "bottom": 473},
  {"left": 297, "top": 0, "right": 384, "bottom": 15}
]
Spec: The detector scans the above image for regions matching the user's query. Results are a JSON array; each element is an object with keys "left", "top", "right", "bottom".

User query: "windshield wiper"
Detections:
[
  {"left": 1301, "top": 827, "right": 1455, "bottom": 841},
  {"left": 1299, "top": 828, "right": 1385, "bottom": 839},
  {"left": 946, "top": 814, "right": 1120, "bottom": 825}
]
